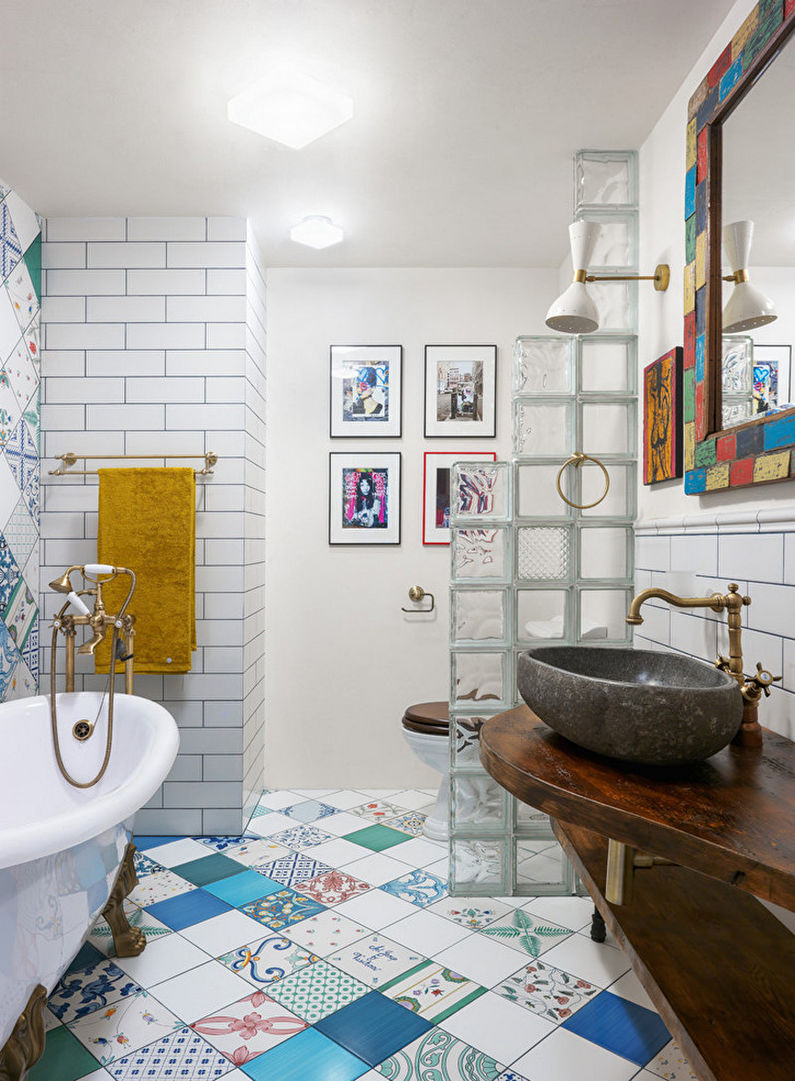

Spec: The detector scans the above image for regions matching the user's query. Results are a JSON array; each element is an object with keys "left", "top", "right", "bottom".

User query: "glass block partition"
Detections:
[{"left": 447, "top": 150, "right": 638, "bottom": 897}]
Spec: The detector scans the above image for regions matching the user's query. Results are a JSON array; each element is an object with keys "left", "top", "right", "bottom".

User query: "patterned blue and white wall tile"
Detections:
[{"left": 0, "top": 177, "right": 40, "bottom": 702}]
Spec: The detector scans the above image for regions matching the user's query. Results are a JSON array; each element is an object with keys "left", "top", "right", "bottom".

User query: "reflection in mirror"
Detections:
[{"left": 720, "top": 33, "right": 795, "bottom": 430}]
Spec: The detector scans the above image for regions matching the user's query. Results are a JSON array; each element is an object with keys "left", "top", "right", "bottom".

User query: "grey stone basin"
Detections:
[{"left": 517, "top": 646, "right": 744, "bottom": 766}]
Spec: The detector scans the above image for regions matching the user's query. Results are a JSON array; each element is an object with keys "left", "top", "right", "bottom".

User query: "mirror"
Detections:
[{"left": 720, "top": 37, "right": 795, "bottom": 429}]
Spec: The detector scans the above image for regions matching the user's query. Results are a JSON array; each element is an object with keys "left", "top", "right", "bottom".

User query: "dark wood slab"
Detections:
[
  {"left": 554, "top": 819, "right": 795, "bottom": 1081},
  {"left": 480, "top": 706, "right": 795, "bottom": 909}
]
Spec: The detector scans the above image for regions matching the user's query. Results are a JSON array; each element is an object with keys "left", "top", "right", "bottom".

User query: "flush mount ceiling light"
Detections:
[
  {"left": 289, "top": 215, "right": 344, "bottom": 249},
  {"left": 545, "top": 221, "right": 670, "bottom": 334},
  {"left": 722, "top": 220, "right": 777, "bottom": 334},
  {"left": 227, "top": 68, "right": 354, "bottom": 149}
]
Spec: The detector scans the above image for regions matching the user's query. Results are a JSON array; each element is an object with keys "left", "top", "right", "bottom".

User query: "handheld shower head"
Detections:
[{"left": 49, "top": 570, "right": 74, "bottom": 594}]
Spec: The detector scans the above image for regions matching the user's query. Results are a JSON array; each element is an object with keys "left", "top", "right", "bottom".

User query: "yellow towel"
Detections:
[{"left": 95, "top": 467, "right": 196, "bottom": 674}]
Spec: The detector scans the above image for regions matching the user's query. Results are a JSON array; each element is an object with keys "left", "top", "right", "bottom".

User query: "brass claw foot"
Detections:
[
  {"left": 0, "top": 985, "right": 48, "bottom": 1081},
  {"left": 101, "top": 841, "right": 146, "bottom": 957}
]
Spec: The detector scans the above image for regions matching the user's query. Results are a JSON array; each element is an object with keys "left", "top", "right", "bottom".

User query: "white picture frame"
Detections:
[{"left": 329, "top": 452, "right": 401, "bottom": 545}]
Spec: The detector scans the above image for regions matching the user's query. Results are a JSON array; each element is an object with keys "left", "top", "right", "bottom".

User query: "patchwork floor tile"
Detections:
[
  {"left": 386, "top": 812, "right": 428, "bottom": 837},
  {"left": 298, "top": 869, "right": 372, "bottom": 905},
  {"left": 68, "top": 988, "right": 183, "bottom": 1066},
  {"left": 241, "top": 1025, "right": 369, "bottom": 1081},
  {"left": 218, "top": 933, "right": 319, "bottom": 987},
  {"left": 128, "top": 868, "right": 196, "bottom": 907},
  {"left": 199, "top": 835, "right": 260, "bottom": 852},
  {"left": 372, "top": 1026, "right": 503, "bottom": 1079},
  {"left": 192, "top": 990, "right": 308, "bottom": 1065},
  {"left": 224, "top": 838, "right": 292, "bottom": 867},
  {"left": 240, "top": 888, "right": 326, "bottom": 931},
  {"left": 89, "top": 901, "right": 172, "bottom": 956},
  {"left": 380, "top": 960, "right": 485, "bottom": 1024},
  {"left": 173, "top": 852, "right": 247, "bottom": 887},
  {"left": 380, "top": 869, "right": 447, "bottom": 908},
  {"left": 328, "top": 934, "right": 424, "bottom": 989},
  {"left": 562, "top": 991, "right": 670, "bottom": 1067},
  {"left": 349, "top": 800, "right": 406, "bottom": 823},
  {"left": 256, "top": 851, "right": 332, "bottom": 888},
  {"left": 269, "top": 824, "right": 335, "bottom": 849},
  {"left": 285, "top": 908, "right": 371, "bottom": 956},
  {"left": 281, "top": 799, "right": 338, "bottom": 824},
  {"left": 133, "top": 851, "right": 166, "bottom": 878},
  {"left": 203, "top": 870, "right": 283, "bottom": 907},
  {"left": 105, "top": 1025, "right": 233, "bottom": 1079},
  {"left": 28, "top": 1023, "right": 103, "bottom": 1081},
  {"left": 49, "top": 957, "right": 143, "bottom": 1023},
  {"left": 494, "top": 958, "right": 600, "bottom": 1023},
  {"left": 478, "top": 907, "right": 571, "bottom": 957},
  {"left": 646, "top": 1039, "right": 700, "bottom": 1080},
  {"left": 344, "top": 824, "right": 411, "bottom": 853},
  {"left": 315, "top": 991, "right": 432, "bottom": 1067},
  {"left": 266, "top": 959, "right": 370, "bottom": 1023},
  {"left": 429, "top": 896, "right": 512, "bottom": 931},
  {"left": 144, "top": 888, "right": 232, "bottom": 931}
]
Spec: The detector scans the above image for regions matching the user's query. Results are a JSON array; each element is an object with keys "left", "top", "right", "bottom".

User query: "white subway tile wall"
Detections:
[
  {"left": 40, "top": 217, "right": 265, "bottom": 834},
  {"left": 635, "top": 514, "right": 795, "bottom": 741}
]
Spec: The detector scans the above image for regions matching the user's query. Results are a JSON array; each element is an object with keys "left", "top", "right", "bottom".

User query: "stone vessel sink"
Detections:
[{"left": 517, "top": 646, "right": 744, "bottom": 766}]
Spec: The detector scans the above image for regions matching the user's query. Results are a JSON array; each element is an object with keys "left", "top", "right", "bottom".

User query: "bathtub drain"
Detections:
[{"left": 73, "top": 720, "right": 94, "bottom": 741}]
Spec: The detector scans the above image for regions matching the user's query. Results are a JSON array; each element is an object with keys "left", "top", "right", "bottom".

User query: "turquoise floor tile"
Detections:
[
  {"left": 203, "top": 869, "right": 283, "bottom": 906},
  {"left": 172, "top": 852, "right": 246, "bottom": 886},
  {"left": 29, "top": 1023, "right": 103, "bottom": 1081},
  {"left": 144, "top": 888, "right": 231, "bottom": 930},
  {"left": 134, "top": 835, "right": 184, "bottom": 850},
  {"left": 241, "top": 1026, "right": 369, "bottom": 1081}
]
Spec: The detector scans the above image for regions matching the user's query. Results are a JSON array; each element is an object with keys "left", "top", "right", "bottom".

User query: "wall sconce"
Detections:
[
  {"left": 545, "top": 221, "right": 670, "bottom": 334},
  {"left": 722, "top": 220, "right": 777, "bottom": 334}
]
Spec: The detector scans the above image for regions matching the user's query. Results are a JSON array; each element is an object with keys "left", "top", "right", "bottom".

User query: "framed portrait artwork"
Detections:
[
  {"left": 751, "top": 344, "right": 792, "bottom": 417},
  {"left": 643, "top": 347, "right": 683, "bottom": 484},
  {"left": 424, "top": 344, "right": 497, "bottom": 437},
  {"left": 330, "top": 345, "right": 403, "bottom": 437},
  {"left": 329, "top": 452, "right": 401, "bottom": 545},
  {"left": 422, "top": 451, "right": 497, "bottom": 544}
]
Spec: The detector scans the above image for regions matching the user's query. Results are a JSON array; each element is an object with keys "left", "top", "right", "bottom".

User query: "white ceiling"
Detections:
[{"left": 2, "top": 0, "right": 736, "bottom": 267}]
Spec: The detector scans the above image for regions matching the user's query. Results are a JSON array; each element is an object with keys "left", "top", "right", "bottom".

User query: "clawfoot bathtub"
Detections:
[{"left": 0, "top": 691, "right": 178, "bottom": 1076}]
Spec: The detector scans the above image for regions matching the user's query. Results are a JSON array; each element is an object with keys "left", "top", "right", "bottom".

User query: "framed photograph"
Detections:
[
  {"left": 752, "top": 344, "right": 792, "bottom": 415},
  {"left": 643, "top": 347, "right": 683, "bottom": 484},
  {"left": 329, "top": 452, "right": 401, "bottom": 545},
  {"left": 424, "top": 345, "right": 497, "bottom": 437},
  {"left": 422, "top": 451, "right": 497, "bottom": 545},
  {"left": 330, "top": 345, "right": 402, "bottom": 437}
]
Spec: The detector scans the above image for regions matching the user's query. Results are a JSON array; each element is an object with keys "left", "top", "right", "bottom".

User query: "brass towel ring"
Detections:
[{"left": 556, "top": 452, "right": 610, "bottom": 510}]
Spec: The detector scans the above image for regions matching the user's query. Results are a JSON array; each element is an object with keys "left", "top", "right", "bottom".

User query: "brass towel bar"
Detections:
[{"left": 48, "top": 451, "right": 218, "bottom": 477}]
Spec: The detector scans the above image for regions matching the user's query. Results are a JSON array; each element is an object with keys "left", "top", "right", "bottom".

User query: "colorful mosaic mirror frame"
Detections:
[{"left": 684, "top": 0, "right": 795, "bottom": 495}]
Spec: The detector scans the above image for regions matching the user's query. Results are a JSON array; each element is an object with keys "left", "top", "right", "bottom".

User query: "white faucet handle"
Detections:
[
  {"left": 84, "top": 563, "right": 115, "bottom": 577},
  {"left": 67, "top": 591, "right": 91, "bottom": 616}
]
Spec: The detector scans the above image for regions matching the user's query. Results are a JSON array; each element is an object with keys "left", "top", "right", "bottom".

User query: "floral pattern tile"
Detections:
[
  {"left": 240, "top": 888, "right": 326, "bottom": 931},
  {"left": 106, "top": 1026, "right": 232, "bottom": 1079},
  {"left": 217, "top": 934, "right": 319, "bottom": 987},
  {"left": 5, "top": 259, "right": 37, "bottom": 330},
  {"left": 380, "top": 869, "right": 447, "bottom": 908},
  {"left": 494, "top": 958, "right": 599, "bottom": 1023},
  {"left": 133, "top": 852, "right": 165, "bottom": 879},
  {"left": 281, "top": 800, "right": 338, "bottom": 824},
  {"left": 68, "top": 989, "right": 183, "bottom": 1065},
  {"left": 269, "top": 824, "right": 336, "bottom": 850},
  {"left": 199, "top": 834, "right": 258, "bottom": 852},
  {"left": 257, "top": 852, "right": 332, "bottom": 889},
  {"left": 328, "top": 934, "right": 423, "bottom": 989},
  {"left": 297, "top": 869, "right": 371, "bottom": 906},
  {"left": 387, "top": 812, "right": 428, "bottom": 837},
  {"left": 479, "top": 908, "right": 571, "bottom": 956},
  {"left": 349, "top": 800, "right": 405, "bottom": 823},
  {"left": 128, "top": 869, "right": 196, "bottom": 908},
  {"left": 375, "top": 1028, "right": 504, "bottom": 1081},
  {"left": 265, "top": 959, "right": 369, "bottom": 1023},
  {"left": 49, "top": 957, "right": 143, "bottom": 1023},
  {"left": 283, "top": 910, "right": 370, "bottom": 957},
  {"left": 89, "top": 901, "right": 173, "bottom": 956},
  {"left": 381, "top": 961, "right": 485, "bottom": 1025},
  {"left": 225, "top": 839, "right": 292, "bottom": 867},
  {"left": 192, "top": 990, "right": 308, "bottom": 1066},
  {"left": 430, "top": 897, "right": 512, "bottom": 931},
  {"left": 647, "top": 1039, "right": 700, "bottom": 1080}
]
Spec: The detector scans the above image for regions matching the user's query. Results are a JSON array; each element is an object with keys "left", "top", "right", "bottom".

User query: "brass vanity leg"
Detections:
[
  {"left": 605, "top": 839, "right": 635, "bottom": 905},
  {"left": 101, "top": 841, "right": 146, "bottom": 957},
  {"left": 0, "top": 984, "right": 48, "bottom": 1081}
]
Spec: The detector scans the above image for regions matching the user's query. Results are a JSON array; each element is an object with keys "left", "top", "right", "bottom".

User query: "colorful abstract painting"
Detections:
[{"left": 643, "top": 347, "right": 683, "bottom": 484}]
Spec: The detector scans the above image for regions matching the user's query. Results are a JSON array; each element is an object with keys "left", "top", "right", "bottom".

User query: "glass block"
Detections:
[
  {"left": 586, "top": 279, "right": 637, "bottom": 334},
  {"left": 449, "top": 837, "right": 508, "bottom": 896},
  {"left": 513, "top": 399, "right": 574, "bottom": 458},
  {"left": 578, "top": 587, "right": 634, "bottom": 644},
  {"left": 579, "top": 337, "right": 637, "bottom": 395},
  {"left": 574, "top": 150, "right": 638, "bottom": 210},
  {"left": 514, "top": 838, "right": 574, "bottom": 895},
  {"left": 580, "top": 401, "right": 635, "bottom": 457},
  {"left": 575, "top": 210, "right": 638, "bottom": 271},
  {"left": 516, "top": 525, "right": 572, "bottom": 582},
  {"left": 514, "top": 799, "right": 553, "bottom": 836},
  {"left": 450, "top": 713, "right": 491, "bottom": 770},
  {"left": 450, "top": 773, "right": 508, "bottom": 832},
  {"left": 515, "top": 462, "right": 573, "bottom": 519},
  {"left": 516, "top": 589, "right": 571, "bottom": 644},
  {"left": 721, "top": 336, "right": 754, "bottom": 428},
  {"left": 450, "top": 461, "right": 511, "bottom": 523},
  {"left": 451, "top": 589, "right": 509, "bottom": 645},
  {"left": 451, "top": 650, "right": 510, "bottom": 708},
  {"left": 451, "top": 527, "right": 510, "bottom": 583},
  {"left": 580, "top": 461, "right": 636, "bottom": 520},
  {"left": 578, "top": 525, "right": 633, "bottom": 580},
  {"left": 514, "top": 337, "right": 574, "bottom": 395}
]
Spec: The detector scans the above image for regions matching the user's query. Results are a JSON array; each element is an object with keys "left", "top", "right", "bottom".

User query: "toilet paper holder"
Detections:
[{"left": 401, "top": 585, "right": 435, "bottom": 613}]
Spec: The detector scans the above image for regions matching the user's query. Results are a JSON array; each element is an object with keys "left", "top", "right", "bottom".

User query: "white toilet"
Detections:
[{"left": 401, "top": 701, "right": 450, "bottom": 841}]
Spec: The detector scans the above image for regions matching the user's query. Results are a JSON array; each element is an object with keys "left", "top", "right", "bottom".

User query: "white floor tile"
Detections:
[
  {"left": 320, "top": 811, "right": 376, "bottom": 837},
  {"left": 321, "top": 789, "right": 371, "bottom": 810},
  {"left": 389, "top": 835, "right": 448, "bottom": 868},
  {"left": 149, "top": 959, "right": 253, "bottom": 1022},
  {"left": 343, "top": 851, "right": 418, "bottom": 887},
  {"left": 521, "top": 895, "right": 596, "bottom": 930},
  {"left": 113, "top": 932, "right": 210, "bottom": 985},
  {"left": 142, "top": 837, "right": 210, "bottom": 868},
  {"left": 540, "top": 933, "right": 630, "bottom": 987},
  {"left": 511, "top": 1027, "right": 638, "bottom": 1081},
  {"left": 387, "top": 909, "right": 472, "bottom": 956},
  {"left": 284, "top": 909, "right": 370, "bottom": 956},
  {"left": 307, "top": 838, "right": 373, "bottom": 868},
  {"left": 355, "top": 789, "right": 403, "bottom": 799},
  {"left": 389, "top": 789, "right": 437, "bottom": 811},
  {"left": 428, "top": 896, "right": 513, "bottom": 930},
  {"left": 439, "top": 991, "right": 554, "bottom": 1063},
  {"left": 334, "top": 889, "right": 422, "bottom": 931},
  {"left": 608, "top": 967, "right": 656, "bottom": 1011},
  {"left": 257, "top": 791, "right": 302, "bottom": 811},
  {"left": 493, "top": 895, "right": 536, "bottom": 909},
  {"left": 290, "top": 787, "right": 338, "bottom": 798},
  {"left": 180, "top": 909, "right": 269, "bottom": 956},
  {"left": 436, "top": 933, "right": 527, "bottom": 986},
  {"left": 425, "top": 856, "right": 449, "bottom": 880},
  {"left": 247, "top": 811, "right": 298, "bottom": 836}
]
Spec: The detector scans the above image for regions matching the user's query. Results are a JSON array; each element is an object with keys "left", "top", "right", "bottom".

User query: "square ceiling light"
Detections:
[
  {"left": 227, "top": 69, "right": 354, "bottom": 149},
  {"left": 290, "top": 216, "right": 344, "bottom": 249}
]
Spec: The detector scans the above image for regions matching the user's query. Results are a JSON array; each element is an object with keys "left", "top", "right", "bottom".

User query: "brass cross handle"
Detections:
[
  {"left": 744, "top": 661, "right": 782, "bottom": 698},
  {"left": 556, "top": 451, "right": 611, "bottom": 510}
]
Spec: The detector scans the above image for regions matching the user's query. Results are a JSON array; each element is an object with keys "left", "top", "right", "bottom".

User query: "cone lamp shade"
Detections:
[
  {"left": 545, "top": 221, "right": 601, "bottom": 333},
  {"left": 722, "top": 220, "right": 777, "bottom": 333}
]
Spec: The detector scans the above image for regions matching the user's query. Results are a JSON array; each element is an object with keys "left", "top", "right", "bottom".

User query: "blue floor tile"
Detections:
[
  {"left": 241, "top": 1027, "right": 369, "bottom": 1081},
  {"left": 144, "top": 888, "right": 232, "bottom": 931},
  {"left": 562, "top": 990, "right": 671, "bottom": 1066},
  {"left": 66, "top": 941, "right": 104, "bottom": 974},
  {"left": 315, "top": 991, "right": 433, "bottom": 1066},
  {"left": 134, "top": 835, "right": 184, "bottom": 850},
  {"left": 203, "top": 869, "right": 284, "bottom": 906}
]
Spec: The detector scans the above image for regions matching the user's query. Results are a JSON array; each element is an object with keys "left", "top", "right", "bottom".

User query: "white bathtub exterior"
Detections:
[{"left": 0, "top": 692, "right": 178, "bottom": 1049}]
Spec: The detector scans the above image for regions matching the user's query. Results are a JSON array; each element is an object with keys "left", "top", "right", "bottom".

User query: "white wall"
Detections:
[{"left": 265, "top": 267, "right": 556, "bottom": 788}]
